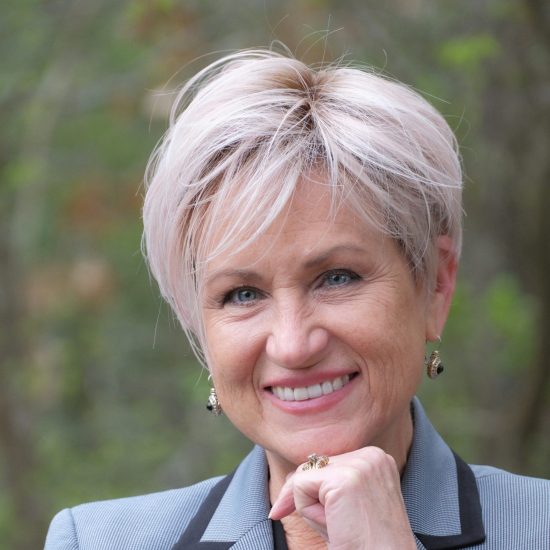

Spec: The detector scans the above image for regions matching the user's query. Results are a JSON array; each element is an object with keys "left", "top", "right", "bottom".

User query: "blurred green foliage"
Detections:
[
  {"left": 1, "top": 1, "right": 549, "bottom": 548},
  {"left": 438, "top": 34, "right": 501, "bottom": 73}
]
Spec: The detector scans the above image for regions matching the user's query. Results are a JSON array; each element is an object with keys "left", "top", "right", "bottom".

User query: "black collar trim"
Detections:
[
  {"left": 414, "top": 452, "right": 486, "bottom": 549},
  {"left": 172, "top": 448, "right": 486, "bottom": 550},
  {"left": 171, "top": 472, "right": 235, "bottom": 550},
  {"left": 272, "top": 519, "right": 289, "bottom": 550}
]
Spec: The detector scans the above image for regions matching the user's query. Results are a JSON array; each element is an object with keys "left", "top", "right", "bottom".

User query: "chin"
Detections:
[{"left": 269, "top": 431, "right": 370, "bottom": 467}]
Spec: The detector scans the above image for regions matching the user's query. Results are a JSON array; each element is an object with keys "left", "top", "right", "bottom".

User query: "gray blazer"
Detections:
[{"left": 44, "top": 398, "right": 550, "bottom": 549}]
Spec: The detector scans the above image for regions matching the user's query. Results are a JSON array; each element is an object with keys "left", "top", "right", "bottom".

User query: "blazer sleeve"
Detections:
[{"left": 44, "top": 508, "right": 79, "bottom": 550}]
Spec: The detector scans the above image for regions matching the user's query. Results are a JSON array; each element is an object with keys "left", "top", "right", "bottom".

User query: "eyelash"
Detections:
[
  {"left": 221, "top": 286, "right": 261, "bottom": 306},
  {"left": 220, "top": 268, "right": 361, "bottom": 307},
  {"left": 321, "top": 269, "right": 361, "bottom": 288}
]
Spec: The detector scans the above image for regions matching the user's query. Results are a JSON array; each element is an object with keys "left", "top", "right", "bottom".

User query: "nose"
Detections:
[{"left": 265, "top": 300, "right": 329, "bottom": 369}]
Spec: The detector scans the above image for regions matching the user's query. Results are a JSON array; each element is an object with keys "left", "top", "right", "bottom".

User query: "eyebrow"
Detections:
[
  {"left": 205, "top": 268, "right": 262, "bottom": 287},
  {"left": 205, "top": 244, "right": 368, "bottom": 287},
  {"left": 303, "top": 244, "right": 367, "bottom": 268}
]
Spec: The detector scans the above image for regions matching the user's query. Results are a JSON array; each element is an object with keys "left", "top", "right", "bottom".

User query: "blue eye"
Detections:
[
  {"left": 323, "top": 270, "right": 358, "bottom": 287},
  {"left": 225, "top": 287, "right": 258, "bottom": 305}
]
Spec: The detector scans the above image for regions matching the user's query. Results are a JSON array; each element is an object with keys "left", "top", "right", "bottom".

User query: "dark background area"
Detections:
[{"left": 1, "top": 1, "right": 549, "bottom": 548}]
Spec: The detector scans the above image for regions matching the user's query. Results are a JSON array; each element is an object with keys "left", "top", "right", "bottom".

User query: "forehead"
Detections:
[{"left": 202, "top": 176, "right": 390, "bottom": 274}]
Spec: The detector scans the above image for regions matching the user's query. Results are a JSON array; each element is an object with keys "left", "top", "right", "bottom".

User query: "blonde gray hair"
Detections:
[{"left": 142, "top": 49, "right": 463, "bottom": 360}]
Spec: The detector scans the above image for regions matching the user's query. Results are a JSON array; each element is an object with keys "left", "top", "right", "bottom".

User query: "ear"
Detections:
[{"left": 425, "top": 235, "right": 458, "bottom": 341}]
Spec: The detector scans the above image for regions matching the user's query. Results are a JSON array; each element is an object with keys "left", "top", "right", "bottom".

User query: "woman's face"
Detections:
[{"left": 201, "top": 178, "right": 451, "bottom": 468}]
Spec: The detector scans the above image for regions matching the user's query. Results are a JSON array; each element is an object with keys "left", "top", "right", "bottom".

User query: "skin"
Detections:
[{"left": 201, "top": 177, "right": 457, "bottom": 549}]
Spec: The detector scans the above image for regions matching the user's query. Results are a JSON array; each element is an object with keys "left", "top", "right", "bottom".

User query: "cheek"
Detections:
[
  {"left": 338, "top": 288, "right": 425, "bottom": 345},
  {"left": 379, "top": 304, "right": 427, "bottom": 397},
  {"left": 334, "top": 290, "right": 426, "bottom": 384},
  {"left": 205, "top": 318, "right": 265, "bottom": 386}
]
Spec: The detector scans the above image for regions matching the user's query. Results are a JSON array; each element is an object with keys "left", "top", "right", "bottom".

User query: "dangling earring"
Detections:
[
  {"left": 206, "top": 375, "right": 222, "bottom": 416},
  {"left": 426, "top": 336, "right": 444, "bottom": 379},
  {"left": 426, "top": 349, "right": 444, "bottom": 379}
]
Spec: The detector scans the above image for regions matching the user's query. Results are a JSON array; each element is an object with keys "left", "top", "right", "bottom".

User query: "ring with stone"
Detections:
[{"left": 302, "top": 453, "right": 330, "bottom": 471}]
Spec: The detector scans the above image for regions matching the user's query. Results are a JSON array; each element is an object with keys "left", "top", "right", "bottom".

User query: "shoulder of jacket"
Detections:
[
  {"left": 73, "top": 474, "right": 224, "bottom": 516},
  {"left": 471, "top": 463, "right": 550, "bottom": 490},
  {"left": 45, "top": 475, "right": 225, "bottom": 549},
  {"left": 469, "top": 464, "right": 550, "bottom": 541}
]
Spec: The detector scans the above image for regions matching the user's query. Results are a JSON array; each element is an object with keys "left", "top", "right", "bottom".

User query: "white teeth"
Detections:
[
  {"left": 271, "top": 374, "right": 353, "bottom": 402},
  {"left": 294, "top": 387, "right": 309, "bottom": 401},
  {"left": 308, "top": 384, "right": 323, "bottom": 399}
]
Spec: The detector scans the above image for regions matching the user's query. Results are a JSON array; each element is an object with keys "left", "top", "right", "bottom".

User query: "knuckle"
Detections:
[
  {"left": 353, "top": 447, "right": 399, "bottom": 478},
  {"left": 368, "top": 446, "right": 388, "bottom": 461},
  {"left": 357, "top": 446, "right": 386, "bottom": 465}
]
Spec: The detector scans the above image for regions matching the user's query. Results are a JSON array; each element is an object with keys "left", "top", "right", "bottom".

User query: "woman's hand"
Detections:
[{"left": 269, "top": 447, "right": 417, "bottom": 550}]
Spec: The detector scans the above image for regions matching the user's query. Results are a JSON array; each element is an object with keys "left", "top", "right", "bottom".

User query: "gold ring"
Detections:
[{"left": 302, "top": 453, "right": 330, "bottom": 471}]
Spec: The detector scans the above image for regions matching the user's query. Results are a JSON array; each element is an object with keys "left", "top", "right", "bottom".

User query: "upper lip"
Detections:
[{"left": 263, "top": 371, "right": 358, "bottom": 389}]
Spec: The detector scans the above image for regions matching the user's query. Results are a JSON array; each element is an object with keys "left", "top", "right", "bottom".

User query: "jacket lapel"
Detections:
[
  {"left": 174, "top": 398, "right": 486, "bottom": 550},
  {"left": 403, "top": 398, "right": 486, "bottom": 549},
  {"left": 171, "top": 446, "right": 274, "bottom": 549}
]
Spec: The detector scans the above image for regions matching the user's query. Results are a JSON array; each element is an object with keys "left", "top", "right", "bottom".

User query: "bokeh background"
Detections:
[{"left": 2, "top": 1, "right": 550, "bottom": 548}]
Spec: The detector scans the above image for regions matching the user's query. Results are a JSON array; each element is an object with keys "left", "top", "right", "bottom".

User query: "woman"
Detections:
[{"left": 45, "top": 50, "right": 550, "bottom": 549}]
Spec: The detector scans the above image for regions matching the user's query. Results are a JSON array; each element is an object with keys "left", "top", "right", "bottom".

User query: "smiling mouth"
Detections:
[{"left": 269, "top": 373, "right": 357, "bottom": 402}]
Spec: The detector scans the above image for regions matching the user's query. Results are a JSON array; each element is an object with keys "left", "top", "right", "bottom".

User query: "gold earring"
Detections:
[
  {"left": 206, "top": 375, "right": 222, "bottom": 415},
  {"left": 426, "top": 349, "right": 444, "bottom": 379}
]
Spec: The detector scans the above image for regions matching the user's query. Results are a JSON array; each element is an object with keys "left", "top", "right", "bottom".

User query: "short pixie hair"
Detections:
[{"left": 143, "top": 49, "right": 462, "bottom": 358}]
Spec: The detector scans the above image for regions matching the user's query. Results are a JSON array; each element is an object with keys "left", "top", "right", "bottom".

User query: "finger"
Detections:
[
  {"left": 300, "top": 503, "right": 329, "bottom": 541},
  {"left": 268, "top": 492, "right": 295, "bottom": 520},
  {"left": 268, "top": 477, "right": 296, "bottom": 520},
  {"left": 298, "top": 501, "right": 326, "bottom": 528},
  {"left": 269, "top": 454, "right": 332, "bottom": 521}
]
